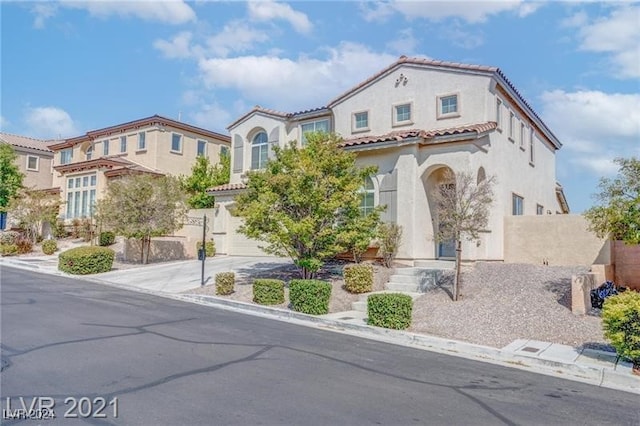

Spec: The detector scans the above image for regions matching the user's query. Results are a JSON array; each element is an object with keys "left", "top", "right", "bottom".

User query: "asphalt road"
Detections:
[{"left": 1, "top": 267, "right": 638, "bottom": 426}]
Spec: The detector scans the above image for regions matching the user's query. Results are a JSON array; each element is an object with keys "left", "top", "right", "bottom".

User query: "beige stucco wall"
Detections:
[
  {"left": 15, "top": 149, "right": 53, "bottom": 190},
  {"left": 504, "top": 215, "right": 611, "bottom": 266},
  {"left": 613, "top": 241, "right": 640, "bottom": 290}
]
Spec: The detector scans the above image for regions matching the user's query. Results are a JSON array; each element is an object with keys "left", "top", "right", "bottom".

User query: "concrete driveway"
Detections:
[{"left": 95, "top": 256, "right": 291, "bottom": 293}]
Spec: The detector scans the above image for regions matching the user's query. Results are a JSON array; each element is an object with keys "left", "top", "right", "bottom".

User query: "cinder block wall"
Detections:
[{"left": 504, "top": 215, "right": 611, "bottom": 266}]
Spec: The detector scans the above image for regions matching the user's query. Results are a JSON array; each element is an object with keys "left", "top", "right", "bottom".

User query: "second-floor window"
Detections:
[
  {"left": 86, "top": 145, "right": 93, "bottom": 160},
  {"left": 197, "top": 140, "right": 207, "bottom": 157},
  {"left": 496, "top": 99, "right": 502, "bottom": 129},
  {"left": 103, "top": 140, "right": 110, "bottom": 156},
  {"left": 120, "top": 136, "right": 127, "bottom": 153},
  {"left": 138, "top": 132, "right": 146, "bottom": 150},
  {"left": 26, "top": 155, "right": 39, "bottom": 171},
  {"left": 394, "top": 103, "right": 412, "bottom": 125},
  {"left": 529, "top": 129, "right": 535, "bottom": 164},
  {"left": 221, "top": 146, "right": 229, "bottom": 157},
  {"left": 301, "top": 119, "right": 329, "bottom": 145},
  {"left": 61, "top": 148, "right": 73, "bottom": 165},
  {"left": 512, "top": 193, "right": 524, "bottom": 216},
  {"left": 438, "top": 94, "right": 458, "bottom": 117},
  {"left": 509, "top": 112, "right": 515, "bottom": 140},
  {"left": 251, "top": 131, "right": 268, "bottom": 170},
  {"left": 520, "top": 123, "right": 526, "bottom": 149},
  {"left": 359, "top": 176, "right": 375, "bottom": 216},
  {"left": 537, "top": 204, "right": 544, "bottom": 215},
  {"left": 353, "top": 111, "right": 369, "bottom": 132},
  {"left": 171, "top": 133, "right": 182, "bottom": 153}
]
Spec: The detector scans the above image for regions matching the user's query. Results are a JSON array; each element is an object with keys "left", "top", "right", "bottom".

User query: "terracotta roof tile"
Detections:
[
  {"left": 340, "top": 122, "right": 497, "bottom": 148},
  {"left": 0, "top": 132, "right": 54, "bottom": 153},
  {"left": 207, "top": 183, "right": 247, "bottom": 192}
]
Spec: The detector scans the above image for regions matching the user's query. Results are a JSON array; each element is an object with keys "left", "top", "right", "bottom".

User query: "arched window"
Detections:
[
  {"left": 359, "top": 176, "right": 375, "bottom": 216},
  {"left": 251, "top": 131, "right": 268, "bottom": 170},
  {"left": 86, "top": 145, "right": 93, "bottom": 161}
]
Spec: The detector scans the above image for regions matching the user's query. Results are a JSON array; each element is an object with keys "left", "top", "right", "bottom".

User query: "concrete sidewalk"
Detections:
[{"left": 2, "top": 255, "right": 638, "bottom": 395}]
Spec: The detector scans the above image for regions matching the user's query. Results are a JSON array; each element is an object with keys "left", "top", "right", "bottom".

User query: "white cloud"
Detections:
[
  {"left": 386, "top": 28, "right": 419, "bottom": 55},
  {"left": 540, "top": 90, "right": 640, "bottom": 175},
  {"left": 441, "top": 25, "right": 484, "bottom": 49},
  {"left": 574, "top": 5, "right": 640, "bottom": 79},
  {"left": 190, "top": 102, "right": 232, "bottom": 132},
  {"left": 153, "top": 32, "right": 195, "bottom": 59},
  {"left": 205, "top": 21, "right": 270, "bottom": 57},
  {"left": 0, "top": 115, "right": 9, "bottom": 131},
  {"left": 197, "top": 43, "right": 397, "bottom": 111},
  {"left": 247, "top": 1, "right": 312, "bottom": 34},
  {"left": 361, "top": 0, "right": 539, "bottom": 24},
  {"left": 24, "top": 106, "right": 79, "bottom": 139},
  {"left": 32, "top": 0, "right": 196, "bottom": 26}
]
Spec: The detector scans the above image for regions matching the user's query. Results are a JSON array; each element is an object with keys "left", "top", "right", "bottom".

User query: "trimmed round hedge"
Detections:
[
  {"left": 99, "top": 231, "right": 116, "bottom": 246},
  {"left": 367, "top": 293, "right": 413, "bottom": 330},
  {"left": 42, "top": 239, "right": 57, "bottom": 255},
  {"left": 58, "top": 246, "right": 115, "bottom": 275},
  {"left": 215, "top": 272, "right": 235, "bottom": 295},
  {"left": 253, "top": 279, "right": 285, "bottom": 305},
  {"left": 289, "top": 279, "right": 332, "bottom": 315},
  {"left": 344, "top": 264, "right": 374, "bottom": 294}
]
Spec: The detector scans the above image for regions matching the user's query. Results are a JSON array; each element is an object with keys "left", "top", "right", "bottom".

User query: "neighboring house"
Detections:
[
  {"left": 209, "top": 56, "right": 569, "bottom": 262},
  {"left": 48, "top": 115, "right": 230, "bottom": 221},
  {"left": 0, "top": 133, "right": 58, "bottom": 230}
]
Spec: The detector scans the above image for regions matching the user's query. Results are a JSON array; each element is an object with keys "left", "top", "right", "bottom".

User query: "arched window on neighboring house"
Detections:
[
  {"left": 86, "top": 144, "right": 93, "bottom": 161},
  {"left": 251, "top": 131, "right": 268, "bottom": 170},
  {"left": 359, "top": 176, "right": 375, "bottom": 216}
]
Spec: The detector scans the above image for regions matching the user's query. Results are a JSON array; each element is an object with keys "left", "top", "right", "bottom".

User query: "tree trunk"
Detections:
[{"left": 453, "top": 239, "right": 462, "bottom": 301}]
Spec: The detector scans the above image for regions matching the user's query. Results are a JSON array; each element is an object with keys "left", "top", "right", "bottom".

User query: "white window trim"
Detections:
[
  {"left": 170, "top": 133, "right": 183, "bottom": 154},
  {"left": 300, "top": 119, "right": 330, "bottom": 145},
  {"left": 436, "top": 92, "right": 461, "bottom": 120},
  {"left": 519, "top": 123, "right": 526, "bottom": 151},
  {"left": 60, "top": 148, "right": 73, "bottom": 165},
  {"left": 529, "top": 128, "right": 535, "bottom": 166},
  {"left": 351, "top": 110, "right": 370, "bottom": 133},
  {"left": 392, "top": 101, "right": 413, "bottom": 127},
  {"left": 120, "top": 135, "right": 127, "bottom": 154},
  {"left": 496, "top": 98, "right": 502, "bottom": 132},
  {"left": 137, "top": 131, "right": 147, "bottom": 152},
  {"left": 508, "top": 112, "right": 515, "bottom": 142},
  {"left": 26, "top": 155, "right": 39, "bottom": 171},
  {"left": 103, "top": 139, "right": 110, "bottom": 156},
  {"left": 197, "top": 139, "right": 208, "bottom": 157},
  {"left": 512, "top": 193, "right": 524, "bottom": 216}
]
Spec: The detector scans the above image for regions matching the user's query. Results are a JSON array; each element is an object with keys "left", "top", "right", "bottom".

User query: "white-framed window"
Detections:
[
  {"left": 137, "top": 132, "right": 146, "bottom": 150},
  {"left": 529, "top": 128, "right": 535, "bottom": 165},
  {"left": 220, "top": 146, "right": 229, "bottom": 157},
  {"left": 60, "top": 148, "right": 73, "bottom": 165},
  {"left": 520, "top": 123, "right": 526, "bottom": 150},
  {"left": 120, "top": 136, "right": 127, "bottom": 153},
  {"left": 393, "top": 103, "right": 412, "bottom": 126},
  {"left": 509, "top": 112, "right": 515, "bottom": 141},
  {"left": 300, "top": 119, "right": 330, "bottom": 145},
  {"left": 86, "top": 145, "right": 93, "bottom": 161},
  {"left": 251, "top": 131, "right": 268, "bottom": 170},
  {"left": 171, "top": 133, "right": 182, "bottom": 153},
  {"left": 103, "top": 140, "right": 110, "bottom": 156},
  {"left": 437, "top": 93, "right": 459, "bottom": 119},
  {"left": 512, "top": 193, "right": 524, "bottom": 216},
  {"left": 65, "top": 173, "right": 97, "bottom": 219},
  {"left": 26, "top": 155, "right": 39, "bottom": 171},
  {"left": 496, "top": 99, "right": 502, "bottom": 130},
  {"left": 359, "top": 176, "right": 375, "bottom": 216},
  {"left": 197, "top": 139, "right": 207, "bottom": 157},
  {"left": 537, "top": 204, "right": 544, "bottom": 215},
  {"left": 352, "top": 111, "right": 369, "bottom": 132}
]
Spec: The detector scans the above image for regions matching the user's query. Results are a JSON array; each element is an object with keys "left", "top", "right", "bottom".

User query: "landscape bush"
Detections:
[
  {"left": 196, "top": 240, "right": 216, "bottom": 257},
  {"left": 52, "top": 219, "right": 68, "bottom": 238},
  {"left": 58, "top": 246, "right": 115, "bottom": 275},
  {"left": 0, "top": 231, "right": 20, "bottom": 245},
  {"left": 0, "top": 244, "right": 18, "bottom": 256},
  {"left": 99, "top": 231, "right": 116, "bottom": 246},
  {"left": 289, "top": 279, "right": 332, "bottom": 315},
  {"left": 42, "top": 239, "right": 57, "bottom": 255},
  {"left": 215, "top": 272, "right": 235, "bottom": 295},
  {"left": 367, "top": 293, "right": 413, "bottom": 330},
  {"left": 15, "top": 237, "right": 33, "bottom": 254},
  {"left": 344, "top": 264, "right": 373, "bottom": 293},
  {"left": 377, "top": 223, "right": 403, "bottom": 268},
  {"left": 253, "top": 279, "right": 285, "bottom": 305},
  {"left": 602, "top": 290, "right": 640, "bottom": 370}
]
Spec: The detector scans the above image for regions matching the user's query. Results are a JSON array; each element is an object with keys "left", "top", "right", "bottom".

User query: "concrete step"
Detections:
[
  {"left": 352, "top": 300, "right": 367, "bottom": 312},
  {"left": 414, "top": 260, "right": 455, "bottom": 269},
  {"left": 388, "top": 274, "right": 417, "bottom": 283},
  {"left": 386, "top": 282, "right": 420, "bottom": 292},
  {"left": 393, "top": 267, "right": 419, "bottom": 276}
]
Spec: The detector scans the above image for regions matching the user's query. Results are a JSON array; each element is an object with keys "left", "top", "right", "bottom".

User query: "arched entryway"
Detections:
[{"left": 424, "top": 165, "right": 456, "bottom": 259}]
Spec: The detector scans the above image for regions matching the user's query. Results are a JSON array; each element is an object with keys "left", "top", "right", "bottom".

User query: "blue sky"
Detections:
[{"left": 1, "top": 1, "right": 639, "bottom": 213}]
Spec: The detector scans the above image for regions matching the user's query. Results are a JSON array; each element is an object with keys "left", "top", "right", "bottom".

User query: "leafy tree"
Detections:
[
  {"left": 9, "top": 188, "right": 63, "bottom": 243},
  {"left": 584, "top": 157, "right": 640, "bottom": 244},
  {"left": 0, "top": 144, "right": 24, "bottom": 212},
  {"left": 180, "top": 153, "right": 230, "bottom": 209},
  {"left": 336, "top": 193, "right": 382, "bottom": 263},
  {"left": 433, "top": 169, "right": 495, "bottom": 301},
  {"left": 95, "top": 174, "right": 187, "bottom": 264},
  {"left": 235, "top": 132, "right": 382, "bottom": 279}
]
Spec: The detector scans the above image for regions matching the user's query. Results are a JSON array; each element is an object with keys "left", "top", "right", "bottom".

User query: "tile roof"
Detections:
[
  {"left": 340, "top": 122, "right": 497, "bottom": 148},
  {"left": 207, "top": 183, "right": 247, "bottom": 192},
  {"left": 0, "top": 132, "right": 55, "bottom": 153},
  {"left": 227, "top": 106, "right": 290, "bottom": 130}
]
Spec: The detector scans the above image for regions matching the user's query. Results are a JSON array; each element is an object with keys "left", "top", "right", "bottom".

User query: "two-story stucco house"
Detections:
[
  {"left": 209, "top": 56, "right": 570, "bottom": 262},
  {"left": 48, "top": 115, "right": 230, "bottom": 221},
  {"left": 0, "top": 133, "right": 59, "bottom": 230}
]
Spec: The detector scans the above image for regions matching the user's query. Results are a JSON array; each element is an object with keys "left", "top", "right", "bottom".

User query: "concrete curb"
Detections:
[{"left": 2, "top": 258, "right": 638, "bottom": 395}]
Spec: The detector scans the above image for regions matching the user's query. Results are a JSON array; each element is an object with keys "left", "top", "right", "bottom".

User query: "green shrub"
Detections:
[
  {"left": 289, "top": 279, "right": 332, "bottom": 315},
  {"left": 42, "top": 239, "right": 57, "bottom": 255},
  {"left": 0, "top": 244, "right": 18, "bottom": 256},
  {"left": 253, "top": 279, "right": 285, "bottom": 305},
  {"left": 58, "top": 246, "right": 115, "bottom": 275},
  {"left": 367, "top": 293, "right": 413, "bottom": 330},
  {"left": 344, "top": 264, "right": 373, "bottom": 293},
  {"left": 0, "top": 231, "right": 20, "bottom": 245},
  {"left": 197, "top": 240, "right": 216, "bottom": 257},
  {"left": 52, "top": 219, "right": 68, "bottom": 238},
  {"left": 215, "top": 272, "right": 235, "bottom": 295},
  {"left": 602, "top": 291, "right": 640, "bottom": 368},
  {"left": 377, "top": 223, "right": 403, "bottom": 268},
  {"left": 15, "top": 237, "right": 33, "bottom": 254},
  {"left": 99, "top": 231, "right": 116, "bottom": 246}
]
